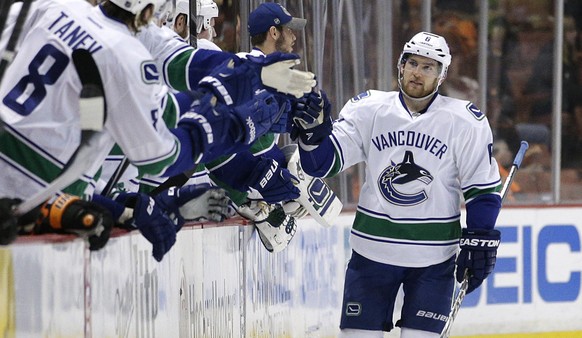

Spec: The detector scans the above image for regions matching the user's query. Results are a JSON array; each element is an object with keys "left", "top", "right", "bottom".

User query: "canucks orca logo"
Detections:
[{"left": 378, "top": 151, "right": 433, "bottom": 206}]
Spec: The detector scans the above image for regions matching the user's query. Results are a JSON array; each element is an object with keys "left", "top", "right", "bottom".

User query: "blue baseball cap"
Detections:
[{"left": 248, "top": 2, "right": 307, "bottom": 36}]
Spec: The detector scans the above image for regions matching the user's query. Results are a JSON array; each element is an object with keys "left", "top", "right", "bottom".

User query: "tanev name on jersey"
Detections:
[
  {"left": 48, "top": 11, "right": 104, "bottom": 53},
  {"left": 371, "top": 130, "right": 448, "bottom": 159}
]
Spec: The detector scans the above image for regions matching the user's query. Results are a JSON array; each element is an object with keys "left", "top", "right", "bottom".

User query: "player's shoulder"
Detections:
[
  {"left": 338, "top": 90, "right": 398, "bottom": 123},
  {"left": 347, "top": 89, "right": 397, "bottom": 105},
  {"left": 197, "top": 39, "right": 222, "bottom": 51},
  {"left": 433, "top": 94, "right": 487, "bottom": 125}
]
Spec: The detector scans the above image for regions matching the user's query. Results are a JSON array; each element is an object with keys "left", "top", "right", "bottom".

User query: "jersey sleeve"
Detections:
[
  {"left": 136, "top": 24, "right": 233, "bottom": 92},
  {"left": 456, "top": 105, "right": 502, "bottom": 202},
  {"left": 98, "top": 48, "right": 179, "bottom": 178},
  {"left": 330, "top": 93, "right": 374, "bottom": 171}
]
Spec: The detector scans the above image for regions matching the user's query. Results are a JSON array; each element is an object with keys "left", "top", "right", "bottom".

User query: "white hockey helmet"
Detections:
[
  {"left": 110, "top": 0, "right": 172, "bottom": 19},
  {"left": 174, "top": 0, "right": 189, "bottom": 19},
  {"left": 397, "top": 32, "right": 451, "bottom": 100},
  {"left": 195, "top": 0, "right": 219, "bottom": 34},
  {"left": 398, "top": 31, "right": 451, "bottom": 80}
]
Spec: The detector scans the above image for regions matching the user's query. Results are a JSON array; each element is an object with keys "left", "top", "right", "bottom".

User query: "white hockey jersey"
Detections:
[
  {"left": 331, "top": 90, "right": 501, "bottom": 267},
  {"left": 0, "top": 0, "right": 179, "bottom": 199}
]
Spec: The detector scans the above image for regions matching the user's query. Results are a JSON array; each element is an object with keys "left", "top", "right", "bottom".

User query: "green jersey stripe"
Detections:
[{"left": 353, "top": 211, "right": 462, "bottom": 241}]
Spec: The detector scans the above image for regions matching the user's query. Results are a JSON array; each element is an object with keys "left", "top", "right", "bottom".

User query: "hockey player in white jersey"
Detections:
[
  {"left": 0, "top": 0, "right": 315, "bottom": 259},
  {"left": 168, "top": 0, "right": 221, "bottom": 51},
  {"left": 292, "top": 32, "right": 503, "bottom": 337}
]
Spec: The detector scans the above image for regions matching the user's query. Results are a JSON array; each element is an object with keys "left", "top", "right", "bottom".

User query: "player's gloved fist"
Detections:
[
  {"left": 177, "top": 90, "right": 279, "bottom": 162},
  {"left": 231, "top": 89, "right": 281, "bottom": 145},
  {"left": 291, "top": 90, "right": 333, "bottom": 148},
  {"left": 246, "top": 158, "right": 300, "bottom": 204},
  {"left": 292, "top": 89, "right": 325, "bottom": 126},
  {"left": 116, "top": 193, "right": 179, "bottom": 262},
  {"left": 198, "top": 56, "right": 262, "bottom": 106},
  {"left": 267, "top": 94, "right": 293, "bottom": 134},
  {"left": 246, "top": 52, "right": 316, "bottom": 99},
  {"left": 456, "top": 228, "right": 501, "bottom": 294},
  {"left": 35, "top": 194, "right": 113, "bottom": 251},
  {"left": 0, "top": 197, "right": 21, "bottom": 245}
]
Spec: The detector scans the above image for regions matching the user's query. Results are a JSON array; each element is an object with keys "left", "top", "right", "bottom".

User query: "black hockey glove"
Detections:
[
  {"left": 246, "top": 158, "right": 300, "bottom": 204},
  {"left": 290, "top": 89, "right": 333, "bottom": 147},
  {"left": 0, "top": 197, "right": 21, "bottom": 245},
  {"left": 35, "top": 194, "right": 113, "bottom": 251},
  {"left": 456, "top": 228, "right": 501, "bottom": 294}
]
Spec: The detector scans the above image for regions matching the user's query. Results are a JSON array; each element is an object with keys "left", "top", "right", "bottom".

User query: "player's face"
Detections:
[
  {"left": 275, "top": 26, "right": 296, "bottom": 53},
  {"left": 400, "top": 55, "right": 440, "bottom": 98},
  {"left": 173, "top": 14, "right": 188, "bottom": 39}
]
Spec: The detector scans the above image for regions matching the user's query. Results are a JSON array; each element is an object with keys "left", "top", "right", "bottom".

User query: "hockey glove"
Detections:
[
  {"left": 246, "top": 52, "right": 316, "bottom": 99},
  {"left": 281, "top": 200, "right": 308, "bottom": 219},
  {"left": 155, "top": 184, "right": 230, "bottom": 223},
  {"left": 246, "top": 158, "right": 300, "bottom": 204},
  {"left": 267, "top": 94, "right": 293, "bottom": 134},
  {"left": 177, "top": 89, "right": 279, "bottom": 161},
  {"left": 456, "top": 228, "right": 501, "bottom": 294},
  {"left": 198, "top": 56, "right": 262, "bottom": 106},
  {"left": 35, "top": 194, "right": 113, "bottom": 251},
  {"left": 0, "top": 198, "right": 21, "bottom": 245},
  {"left": 236, "top": 201, "right": 297, "bottom": 253},
  {"left": 290, "top": 90, "right": 333, "bottom": 148},
  {"left": 116, "top": 192, "right": 179, "bottom": 262}
]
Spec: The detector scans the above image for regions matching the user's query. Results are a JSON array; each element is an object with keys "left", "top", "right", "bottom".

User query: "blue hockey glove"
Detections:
[
  {"left": 246, "top": 158, "right": 300, "bottom": 204},
  {"left": 246, "top": 52, "right": 316, "bottom": 98},
  {"left": 116, "top": 192, "right": 180, "bottom": 262},
  {"left": 198, "top": 56, "right": 262, "bottom": 106},
  {"left": 456, "top": 228, "right": 501, "bottom": 294},
  {"left": 290, "top": 90, "right": 333, "bottom": 147},
  {"left": 267, "top": 94, "right": 293, "bottom": 134},
  {"left": 177, "top": 89, "right": 279, "bottom": 161}
]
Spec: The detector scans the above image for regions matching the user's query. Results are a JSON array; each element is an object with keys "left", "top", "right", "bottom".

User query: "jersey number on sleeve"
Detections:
[{"left": 3, "top": 44, "right": 69, "bottom": 116}]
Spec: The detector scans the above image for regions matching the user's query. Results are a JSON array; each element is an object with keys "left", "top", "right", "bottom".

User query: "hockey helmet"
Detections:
[
  {"left": 398, "top": 31, "right": 451, "bottom": 80},
  {"left": 110, "top": 0, "right": 173, "bottom": 19},
  {"left": 194, "top": 0, "right": 219, "bottom": 34}
]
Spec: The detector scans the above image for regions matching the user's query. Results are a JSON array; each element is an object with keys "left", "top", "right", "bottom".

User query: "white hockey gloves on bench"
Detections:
[{"left": 237, "top": 200, "right": 297, "bottom": 253}]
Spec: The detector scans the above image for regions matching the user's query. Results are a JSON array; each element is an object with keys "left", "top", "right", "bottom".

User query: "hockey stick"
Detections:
[
  {"left": 440, "top": 140, "right": 529, "bottom": 338},
  {"left": 100, "top": 157, "right": 130, "bottom": 197},
  {"left": 0, "top": 0, "right": 33, "bottom": 84},
  {"left": 12, "top": 49, "right": 106, "bottom": 216},
  {"left": 0, "top": 1, "right": 13, "bottom": 43}
]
